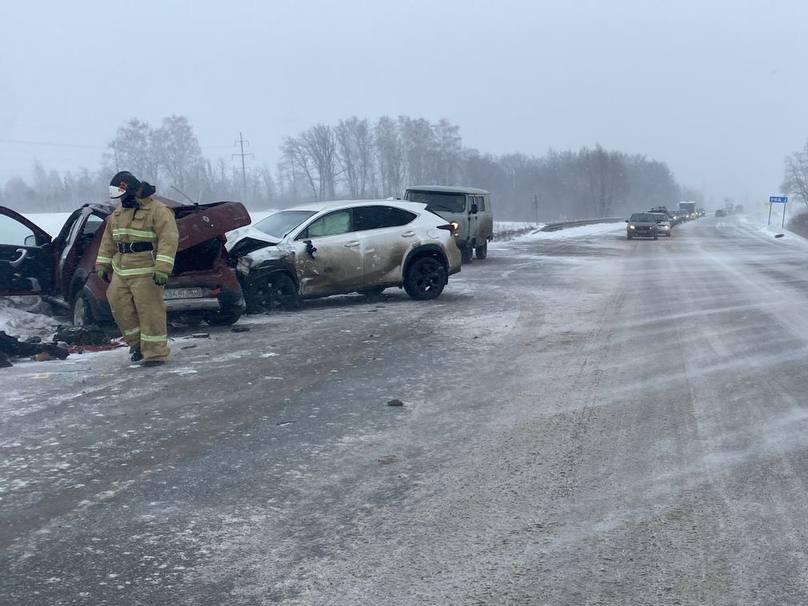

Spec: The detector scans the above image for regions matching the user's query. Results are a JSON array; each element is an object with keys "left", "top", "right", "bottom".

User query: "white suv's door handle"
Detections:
[
  {"left": 344, "top": 241, "right": 360, "bottom": 248},
  {"left": 10, "top": 248, "right": 28, "bottom": 267},
  {"left": 401, "top": 231, "right": 415, "bottom": 237}
]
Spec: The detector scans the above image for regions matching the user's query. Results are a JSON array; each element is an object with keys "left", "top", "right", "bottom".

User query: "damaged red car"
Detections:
[{"left": 0, "top": 198, "right": 251, "bottom": 326}]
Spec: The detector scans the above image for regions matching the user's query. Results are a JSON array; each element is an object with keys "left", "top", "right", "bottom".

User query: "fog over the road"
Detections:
[{"left": 2, "top": 0, "right": 807, "bottom": 204}]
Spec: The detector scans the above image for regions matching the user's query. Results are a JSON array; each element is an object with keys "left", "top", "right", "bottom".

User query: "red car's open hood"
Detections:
[{"left": 164, "top": 199, "right": 251, "bottom": 251}]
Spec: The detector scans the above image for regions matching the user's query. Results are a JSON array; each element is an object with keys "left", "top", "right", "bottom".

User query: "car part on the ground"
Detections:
[
  {"left": 0, "top": 330, "right": 69, "bottom": 367},
  {"left": 53, "top": 325, "right": 110, "bottom": 346}
]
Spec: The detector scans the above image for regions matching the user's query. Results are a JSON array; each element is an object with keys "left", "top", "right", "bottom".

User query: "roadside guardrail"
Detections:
[{"left": 538, "top": 217, "right": 625, "bottom": 232}]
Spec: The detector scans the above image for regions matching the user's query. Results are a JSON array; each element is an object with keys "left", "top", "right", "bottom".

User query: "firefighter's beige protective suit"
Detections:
[{"left": 95, "top": 197, "right": 179, "bottom": 362}]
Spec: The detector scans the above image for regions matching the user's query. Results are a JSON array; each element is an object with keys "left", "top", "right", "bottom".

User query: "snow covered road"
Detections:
[{"left": 3, "top": 216, "right": 808, "bottom": 605}]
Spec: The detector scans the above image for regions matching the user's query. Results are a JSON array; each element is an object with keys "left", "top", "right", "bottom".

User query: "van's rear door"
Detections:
[{"left": 174, "top": 202, "right": 251, "bottom": 251}]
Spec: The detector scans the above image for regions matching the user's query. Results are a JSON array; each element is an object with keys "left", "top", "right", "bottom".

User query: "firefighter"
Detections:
[{"left": 95, "top": 171, "right": 179, "bottom": 366}]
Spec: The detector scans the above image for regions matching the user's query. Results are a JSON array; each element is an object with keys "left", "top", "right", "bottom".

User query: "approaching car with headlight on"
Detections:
[
  {"left": 226, "top": 200, "right": 462, "bottom": 312},
  {"left": 649, "top": 212, "right": 673, "bottom": 237},
  {"left": 626, "top": 213, "right": 660, "bottom": 240}
]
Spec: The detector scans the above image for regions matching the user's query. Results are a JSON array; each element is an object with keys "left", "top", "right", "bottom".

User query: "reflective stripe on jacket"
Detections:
[{"left": 95, "top": 197, "right": 179, "bottom": 277}]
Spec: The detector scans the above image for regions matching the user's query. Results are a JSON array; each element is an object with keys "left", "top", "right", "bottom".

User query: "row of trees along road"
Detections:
[
  {"left": 2, "top": 114, "right": 690, "bottom": 221},
  {"left": 782, "top": 139, "right": 808, "bottom": 209}
]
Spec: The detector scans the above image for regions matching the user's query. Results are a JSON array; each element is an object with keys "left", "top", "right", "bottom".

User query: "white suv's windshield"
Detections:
[{"left": 253, "top": 210, "right": 317, "bottom": 239}]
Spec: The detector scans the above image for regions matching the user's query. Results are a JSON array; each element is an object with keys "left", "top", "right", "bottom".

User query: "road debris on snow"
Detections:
[
  {"left": 0, "top": 331, "right": 69, "bottom": 367},
  {"left": 53, "top": 325, "right": 110, "bottom": 346}
]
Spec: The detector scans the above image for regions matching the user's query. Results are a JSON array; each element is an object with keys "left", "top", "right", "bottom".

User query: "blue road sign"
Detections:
[{"left": 770, "top": 196, "right": 788, "bottom": 204}]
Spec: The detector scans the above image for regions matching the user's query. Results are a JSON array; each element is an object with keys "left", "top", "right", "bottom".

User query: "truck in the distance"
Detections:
[{"left": 679, "top": 201, "right": 697, "bottom": 220}]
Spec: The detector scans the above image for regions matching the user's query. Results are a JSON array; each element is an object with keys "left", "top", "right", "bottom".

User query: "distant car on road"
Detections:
[
  {"left": 226, "top": 200, "right": 462, "bottom": 312},
  {"left": 670, "top": 210, "right": 689, "bottom": 225},
  {"left": 626, "top": 213, "right": 659, "bottom": 240},
  {"left": 0, "top": 199, "right": 250, "bottom": 326},
  {"left": 715, "top": 209, "right": 727, "bottom": 217},
  {"left": 649, "top": 212, "right": 672, "bottom": 237}
]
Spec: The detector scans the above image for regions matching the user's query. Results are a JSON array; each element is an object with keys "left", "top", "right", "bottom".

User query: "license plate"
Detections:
[{"left": 164, "top": 287, "right": 204, "bottom": 300}]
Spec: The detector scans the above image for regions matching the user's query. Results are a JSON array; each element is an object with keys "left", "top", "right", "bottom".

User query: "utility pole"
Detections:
[
  {"left": 232, "top": 132, "right": 254, "bottom": 200},
  {"left": 533, "top": 193, "right": 540, "bottom": 224}
]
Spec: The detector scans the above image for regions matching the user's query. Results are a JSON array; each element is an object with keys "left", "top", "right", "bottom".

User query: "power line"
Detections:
[
  {"left": 0, "top": 138, "right": 233, "bottom": 152},
  {"left": 232, "top": 132, "right": 254, "bottom": 200},
  {"left": 0, "top": 138, "right": 104, "bottom": 150}
]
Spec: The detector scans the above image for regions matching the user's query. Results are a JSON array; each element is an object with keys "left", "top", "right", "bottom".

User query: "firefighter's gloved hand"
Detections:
[
  {"left": 96, "top": 268, "right": 109, "bottom": 282},
  {"left": 152, "top": 270, "right": 169, "bottom": 286}
]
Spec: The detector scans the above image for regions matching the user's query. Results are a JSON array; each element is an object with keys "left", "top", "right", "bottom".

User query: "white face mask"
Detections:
[{"left": 109, "top": 184, "right": 127, "bottom": 199}]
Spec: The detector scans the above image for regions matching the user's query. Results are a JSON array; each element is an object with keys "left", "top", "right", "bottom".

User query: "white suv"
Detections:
[{"left": 227, "top": 200, "right": 462, "bottom": 311}]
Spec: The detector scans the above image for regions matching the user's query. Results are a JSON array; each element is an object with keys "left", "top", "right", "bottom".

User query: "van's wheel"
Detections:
[
  {"left": 245, "top": 270, "right": 301, "bottom": 313},
  {"left": 404, "top": 256, "right": 447, "bottom": 300},
  {"left": 627, "top": 234, "right": 633, "bottom": 240},
  {"left": 461, "top": 245, "right": 474, "bottom": 264},
  {"left": 71, "top": 292, "right": 95, "bottom": 326},
  {"left": 475, "top": 242, "right": 488, "bottom": 259}
]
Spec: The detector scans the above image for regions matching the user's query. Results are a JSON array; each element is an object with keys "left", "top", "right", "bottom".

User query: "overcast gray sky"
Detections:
[{"left": 2, "top": 0, "right": 807, "bottom": 206}]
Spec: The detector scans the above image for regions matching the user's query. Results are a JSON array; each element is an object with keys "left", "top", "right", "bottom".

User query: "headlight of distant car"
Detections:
[
  {"left": 629, "top": 225, "right": 636, "bottom": 230},
  {"left": 450, "top": 221, "right": 459, "bottom": 235}
]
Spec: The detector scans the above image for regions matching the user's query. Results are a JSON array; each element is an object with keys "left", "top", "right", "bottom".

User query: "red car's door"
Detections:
[{"left": 0, "top": 207, "right": 55, "bottom": 296}]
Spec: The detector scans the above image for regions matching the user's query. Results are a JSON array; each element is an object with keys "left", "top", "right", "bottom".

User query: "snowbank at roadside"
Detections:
[{"left": 525, "top": 221, "right": 625, "bottom": 240}]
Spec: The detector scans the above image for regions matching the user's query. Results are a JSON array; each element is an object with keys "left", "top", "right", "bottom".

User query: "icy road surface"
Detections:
[{"left": 3, "top": 217, "right": 808, "bottom": 605}]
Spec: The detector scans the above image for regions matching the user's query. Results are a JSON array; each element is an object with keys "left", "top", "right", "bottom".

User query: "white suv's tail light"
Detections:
[{"left": 437, "top": 223, "right": 459, "bottom": 237}]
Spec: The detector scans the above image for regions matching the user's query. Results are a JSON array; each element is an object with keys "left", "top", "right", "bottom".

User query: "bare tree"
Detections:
[
  {"left": 282, "top": 136, "right": 318, "bottom": 201},
  {"left": 399, "top": 116, "right": 434, "bottom": 186},
  {"left": 153, "top": 115, "right": 203, "bottom": 192},
  {"left": 337, "top": 118, "right": 375, "bottom": 198},
  {"left": 334, "top": 116, "right": 361, "bottom": 199},
  {"left": 375, "top": 116, "right": 403, "bottom": 196},
  {"left": 579, "top": 145, "right": 628, "bottom": 217},
  {"left": 299, "top": 124, "right": 338, "bottom": 200},
  {"left": 432, "top": 119, "right": 462, "bottom": 184},
  {"left": 783, "top": 141, "right": 808, "bottom": 208},
  {"left": 108, "top": 118, "right": 158, "bottom": 181}
]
